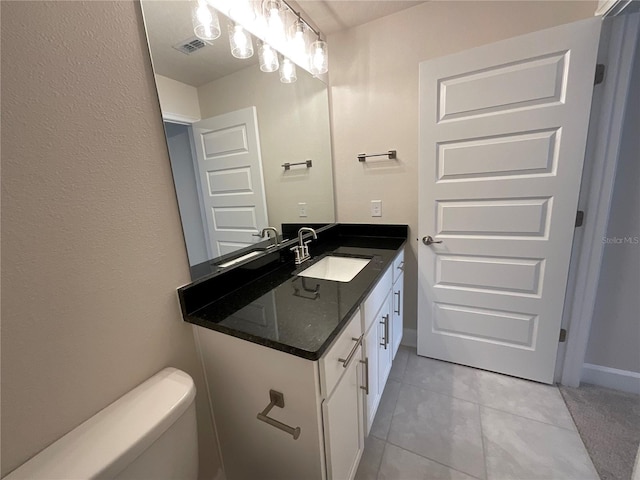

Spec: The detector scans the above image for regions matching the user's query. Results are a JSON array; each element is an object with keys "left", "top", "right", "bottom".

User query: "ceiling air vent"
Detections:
[{"left": 172, "top": 37, "right": 209, "bottom": 55}]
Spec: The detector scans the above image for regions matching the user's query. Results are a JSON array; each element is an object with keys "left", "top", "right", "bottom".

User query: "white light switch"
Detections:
[
  {"left": 298, "top": 202, "right": 308, "bottom": 217},
  {"left": 371, "top": 200, "right": 382, "bottom": 217}
]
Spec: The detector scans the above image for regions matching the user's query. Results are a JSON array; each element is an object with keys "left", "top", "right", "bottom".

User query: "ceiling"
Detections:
[
  {"left": 295, "top": 1, "right": 427, "bottom": 35},
  {"left": 140, "top": 1, "right": 427, "bottom": 87}
]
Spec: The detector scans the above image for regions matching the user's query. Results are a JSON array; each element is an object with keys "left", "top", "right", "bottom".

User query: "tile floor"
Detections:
[{"left": 355, "top": 346, "right": 599, "bottom": 480}]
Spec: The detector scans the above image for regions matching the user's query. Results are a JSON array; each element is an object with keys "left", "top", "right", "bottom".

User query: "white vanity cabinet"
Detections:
[
  {"left": 322, "top": 340, "right": 364, "bottom": 480},
  {"left": 192, "top": 246, "right": 405, "bottom": 480},
  {"left": 361, "top": 247, "right": 404, "bottom": 434},
  {"left": 195, "top": 309, "right": 364, "bottom": 480},
  {"left": 391, "top": 249, "right": 405, "bottom": 357}
]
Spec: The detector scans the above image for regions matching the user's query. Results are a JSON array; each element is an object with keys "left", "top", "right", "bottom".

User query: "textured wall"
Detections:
[
  {"left": 1, "top": 2, "right": 221, "bottom": 477},
  {"left": 328, "top": 0, "right": 596, "bottom": 332},
  {"left": 586, "top": 33, "right": 640, "bottom": 373}
]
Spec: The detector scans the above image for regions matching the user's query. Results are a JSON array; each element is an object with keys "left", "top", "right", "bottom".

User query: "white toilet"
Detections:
[{"left": 5, "top": 368, "right": 199, "bottom": 480}]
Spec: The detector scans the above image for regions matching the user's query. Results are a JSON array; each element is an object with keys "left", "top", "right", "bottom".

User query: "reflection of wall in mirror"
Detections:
[
  {"left": 155, "top": 66, "right": 335, "bottom": 233},
  {"left": 156, "top": 75, "right": 201, "bottom": 122}
]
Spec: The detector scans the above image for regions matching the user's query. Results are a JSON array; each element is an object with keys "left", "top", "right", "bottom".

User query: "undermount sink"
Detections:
[{"left": 298, "top": 256, "right": 371, "bottom": 283}]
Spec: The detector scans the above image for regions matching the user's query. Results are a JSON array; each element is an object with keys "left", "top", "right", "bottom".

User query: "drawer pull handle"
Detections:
[
  {"left": 360, "top": 358, "right": 369, "bottom": 395},
  {"left": 394, "top": 290, "right": 401, "bottom": 315},
  {"left": 338, "top": 334, "right": 363, "bottom": 368},
  {"left": 257, "top": 390, "right": 301, "bottom": 440},
  {"left": 380, "top": 314, "right": 390, "bottom": 349},
  {"left": 397, "top": 260, "right": 404, "bottom": 271}
]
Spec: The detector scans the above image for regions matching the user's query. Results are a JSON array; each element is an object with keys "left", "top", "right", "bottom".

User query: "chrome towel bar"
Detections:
[
  {"left": 357, "top": 150, "right": 397, "bottom": 162},
  {"left": 257, "top": 390, "right": 301, "bottom": 440},
  {"left": 282, "top": 159, "right": 312, "bottom": 170}
]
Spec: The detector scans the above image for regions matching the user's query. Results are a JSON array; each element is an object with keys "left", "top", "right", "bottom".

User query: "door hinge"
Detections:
[
  {"left": 595, "top": 64, "right": 606, "bottom": 85},
  {"left": 559, "top": 328, "right": 567, "bottom": 343},
  {"left": 575, "top": 210, "right": 585, "bottom": 227}
]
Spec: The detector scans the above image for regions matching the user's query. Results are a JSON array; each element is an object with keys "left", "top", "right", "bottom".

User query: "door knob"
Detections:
[{"left": 422, "top": 235, "right": 443, "bottom": 246}]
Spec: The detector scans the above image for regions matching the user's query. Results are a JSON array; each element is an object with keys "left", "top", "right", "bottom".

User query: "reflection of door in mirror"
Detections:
[
  {"left": 165, "top": 106, "right": 268, "bottom": 265},
  {"left": 220, "top": 291, "right": 279, "bottom": 341},
  {"left": 192, "top": 107, "right": 268, "bottom": 258}
]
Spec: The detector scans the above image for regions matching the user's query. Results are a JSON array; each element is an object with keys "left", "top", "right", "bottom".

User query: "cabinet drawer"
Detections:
[
  {"left": 393, "top": 249, "right": 405, "bottom": 285},
  {"left": 320, "top": 309, "right": 363, "bottom": 398},
  {"left": 362, "top": 267, "right": 392, "bottom": 332}
]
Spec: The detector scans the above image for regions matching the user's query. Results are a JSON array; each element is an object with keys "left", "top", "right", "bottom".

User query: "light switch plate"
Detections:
[
  {"left": 371, "top": 200, "right": 382, "bottom": 217},
  {"left": 298, "top": 202, "right": 308, "bottom": 217}
]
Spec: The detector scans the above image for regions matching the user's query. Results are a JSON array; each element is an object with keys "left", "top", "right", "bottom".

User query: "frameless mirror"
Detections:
[{"left": 140, "top": 1, "right": 335, "bottom": 278}]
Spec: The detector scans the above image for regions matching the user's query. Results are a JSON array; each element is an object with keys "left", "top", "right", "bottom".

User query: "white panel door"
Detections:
[
  {"left": 191, "top": 107, "right": 268, "bottom": 257},
  {"left": 418, "top": 18, "right": 601, "bottom": 383}
]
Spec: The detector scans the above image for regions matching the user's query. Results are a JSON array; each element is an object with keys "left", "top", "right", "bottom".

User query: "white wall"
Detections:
[
  {"left": 1, "top": 2, "right": 221, "bottom": 478},
  {"left": 327, "top": 0, "right": 597, "bottom": 331},
  {"left": 155, "top": 74, "right": 201, "bottom": 122},
  {"left": 585, "top": 30, "right": 640, "bottom": 374},
  {"left": 197, "top": 64, "right": 335, "bottom": 232}
]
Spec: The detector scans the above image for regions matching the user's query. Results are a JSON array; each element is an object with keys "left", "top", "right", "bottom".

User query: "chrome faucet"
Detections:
[
  {"left": 260, "top": 227, "right": 279, "bottom": 247},
  {"left": 291, "top": 227, "right": 317, "bottom": 265}
]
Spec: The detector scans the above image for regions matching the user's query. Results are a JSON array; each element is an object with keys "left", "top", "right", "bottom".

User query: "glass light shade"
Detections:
[
  {"left": 279, "top": 57, "right": 297, "bottom": 83},
  {"left": 228, "top": 23, "right": 254, "bottom": 59},
  {"left": 263, "top": 0, "right": 285, "bottom": 44},
  {"left": 309, "top": 39, "right": 328, "bottom": 75},
  {"left": 288, "top": 18, "right": 309, "bottom": 66},
  {"left": 192, "top": 0, "right": 221, "bottom": 41},
  {"left": 259, "top": 42, "right": 279, "bottom": 72}
]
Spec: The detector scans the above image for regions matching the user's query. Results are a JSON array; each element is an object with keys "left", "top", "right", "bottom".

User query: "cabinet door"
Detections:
[
  {"left": 392, "top": 274, "right": 404, "bottom": 358},
  {"left": 363, "top": 321, "right": 379, "bottom": 435},
  {"left": 377, "top": 294, "right": 393, "bottom": 397},
  {"left": 322, "top": 345, "right": 364, "bottom": 480}
]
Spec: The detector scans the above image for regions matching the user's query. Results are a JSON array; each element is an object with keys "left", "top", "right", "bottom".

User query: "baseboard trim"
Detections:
[
  {"left": 401, "top": 328, "right": 417, "bottom": 348},
  {"left": 581, "top": 363, "right": 640, "bottom": 394}
]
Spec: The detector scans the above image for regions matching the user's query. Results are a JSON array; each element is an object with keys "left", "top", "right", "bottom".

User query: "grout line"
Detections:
[
  {"left": 383, "top": 438, "right": 484, "bottom": 480},
  {"left": 481, "top": 404, "right": 588, "bottom": 433},
  {"left": 374, "top": 439, "right": 387, "bottom": 478},
  {"left": 478, "top": 405, "right": 489, "bottom": 480},
  {"left": 398, "top": 368, "right": 578, "bottom": 432}
]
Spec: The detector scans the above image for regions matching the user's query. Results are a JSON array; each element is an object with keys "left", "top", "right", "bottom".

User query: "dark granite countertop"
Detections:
[{"left": 178, "top": 224, "right": 407, "bottom": 361}]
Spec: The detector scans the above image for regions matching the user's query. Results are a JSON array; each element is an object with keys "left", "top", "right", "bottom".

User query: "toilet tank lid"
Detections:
[{"left": 5, "top": 367, "right": 196, "bottom": 480}]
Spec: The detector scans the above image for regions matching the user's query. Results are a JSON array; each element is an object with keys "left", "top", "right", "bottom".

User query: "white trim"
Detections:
[
  {"left": 596, "top": 0, "right": 633, "bottom": 17},
  {"left": 633, "top": 444, "right": 640, "bottom": 480},
  {"left": 162, "top": 112, "right": 199, "bottom": 125},
  {"left": 401, "top": 328, "right": 417, "bottom": 348},
  {"left": 560, "top": 14, "right": 640, "bottom": 387},
  {"left": 581, "top": 363, "right": 640, "bottom": 394}
]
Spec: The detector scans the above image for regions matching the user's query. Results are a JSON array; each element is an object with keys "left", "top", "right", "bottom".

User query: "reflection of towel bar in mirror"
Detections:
[
  {"left": 282, "top": 159, "right": 313, "bottom": 170},
  {"left": 357, "top": 150, "right": 397, "bottom": 162}
]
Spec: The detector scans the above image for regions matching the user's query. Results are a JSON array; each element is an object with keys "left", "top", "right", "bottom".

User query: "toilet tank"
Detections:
[{"left": 5, "top": 368, "right": 198, "bottom": 480}]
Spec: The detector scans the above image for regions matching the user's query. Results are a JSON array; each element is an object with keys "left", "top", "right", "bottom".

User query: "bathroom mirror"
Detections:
[{"left": 140, "top": 1, "right": 335, "bottom": 278}]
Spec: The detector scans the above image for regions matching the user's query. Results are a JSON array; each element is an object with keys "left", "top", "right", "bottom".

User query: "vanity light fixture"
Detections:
[
  {"left": 289, "top": 16, "right": 309, "bottom": 67},
  {"left": 309, "top": 37, "right": 328, "bottom": 75},
  {"left": 279, "top": 56, "right": 297, "bottom": 83},
  {"left": 264, "top": 0, "right": 285, "bottom": 44},
  {"left": 228, "top": 22, "right": 254, "bottom": 59},
  {"left": 192, "top": 0, "right": 221, "bottom": 41},
  {"left": 209, "top": 0, "right": 328, "bottom": 75},
  {"left": 259, "top": 41, "right": 279, "bottom": 72}
]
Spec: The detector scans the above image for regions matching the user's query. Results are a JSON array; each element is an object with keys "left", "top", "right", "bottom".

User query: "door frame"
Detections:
[{"left": 559, "top": 13, "right": 639, "bottom": 386}]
